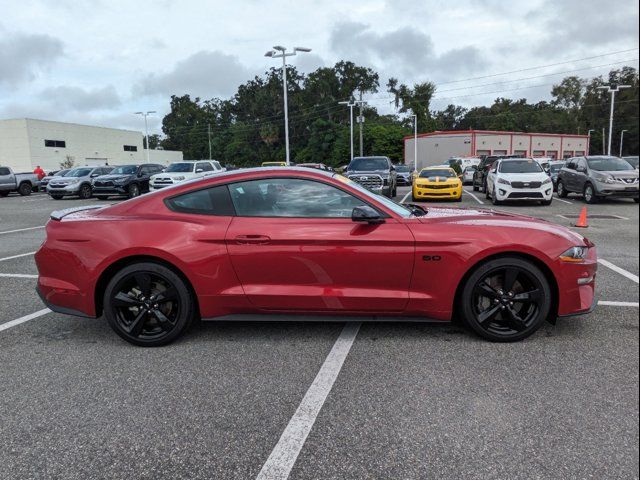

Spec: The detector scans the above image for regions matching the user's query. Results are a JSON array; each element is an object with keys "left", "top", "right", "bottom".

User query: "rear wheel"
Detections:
[
  {"left": 460, "top": 257, "right": 551, "bottom": 342},
  {"left": 584, "top": 183, "right": 599, "bottom": 204},
  {"left": 472, "top": 181, "right": 479, "bottom": 192},
  {"left": 557, "top": 181, "right": 568, "bottom": 198},
  {"left": 491, "top": 191, "right": 502, "bottom": 205},
  {"left": 128, "top": 183, "right": 140, "bottom": 198},
  {"left": 78, "top": 183, "right": 92, "bottom": 199},
  {"left": 18, "top": 182, "right": 32, "bottom": 196},
  {"left": 103, "top": 262, "right": 195, "bottom": 347}
]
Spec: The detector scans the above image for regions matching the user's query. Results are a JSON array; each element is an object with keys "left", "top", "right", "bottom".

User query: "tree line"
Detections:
[{"left": 153, "top": 62, "right": 639, "bottom": 167}]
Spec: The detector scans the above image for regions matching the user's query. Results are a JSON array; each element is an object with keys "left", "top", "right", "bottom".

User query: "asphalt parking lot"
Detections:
[{"left": 0, "top": 188, "right": 638, "bottom": 480}]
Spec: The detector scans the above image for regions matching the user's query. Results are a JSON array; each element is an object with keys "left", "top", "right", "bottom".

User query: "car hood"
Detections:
[
  {"left": 596, "top": 170, "right": 639, "bottom": 179},
  {"left": 415, "top": 206, "right": 588, "bottom": 245},
  {"left": 153, "top": 172, "right": 193, "bottom": 178}
]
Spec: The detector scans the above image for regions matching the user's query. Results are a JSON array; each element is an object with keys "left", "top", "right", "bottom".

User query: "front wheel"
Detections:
[
  {"left": 541, "top": 199, "right": 553, "bottom": 206},
  {"left": 78, "top": 183, "right": 92, "bottom": 199},
  {"left": 584, "top": 183, "right": 599, "bottom": 204},
  {"left": 460, "top": 257, "right": 552, "bottom": 342},
  {"left": 557, "top": 181, "right": 568, "bottom": 198},
  {"left": 104, "top": 262, "right": 196, "bottom": 347},
  {"left": 50, "top": 195, "right": 63, "bottom": 200},
  {"left": 128, "top": 183, "right": 140, "bottom": 198}
]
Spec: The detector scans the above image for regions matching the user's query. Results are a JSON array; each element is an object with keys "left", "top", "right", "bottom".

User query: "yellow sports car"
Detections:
[
  {"left": 412, "top": 167, "right": 463, "bottom": 202},
  {"left": 261, "top": 161, "right": 287, "bottom": 167}
]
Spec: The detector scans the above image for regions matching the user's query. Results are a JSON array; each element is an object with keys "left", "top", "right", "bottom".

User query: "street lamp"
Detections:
[
  {"left": 597, "top": 84, "right": 631, "bottom": 156},
  {"left": 587, "top": 129, "right": 595, "bottom": 155},
  {"left": 134, "top": 111, "right": 156, "bottom": 163},
  {"left": 619, "top": 129, "right": 628, "bottom": 157},
  {"left": 265, "top": 45, "right": 312, "bottom": 165},
  {"left": 411, "top": 114, "right": 418, "bottom": 174}
]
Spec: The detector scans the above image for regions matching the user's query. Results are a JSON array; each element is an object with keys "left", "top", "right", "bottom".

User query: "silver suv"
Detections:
[
  {"left": 557, "top": 156, "right": 639, "bottom": 204},
  {"left": 47, "top": 165, "right": 113, "bottom": 200}
]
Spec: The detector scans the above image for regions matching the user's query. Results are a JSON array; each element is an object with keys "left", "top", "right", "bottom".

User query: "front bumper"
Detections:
[
  {"left": 92, "top": 185, "right": 128, "bottom": 195},
  {"left": 412, "top": 184, "right": 462, "bottom": 199},
  {"left": 47, "top": 184, "right": 81, "bottom": 195},
  {"left": 593, "top": 181, "right": 639, "bottom": 198},
  {"left": 495, "top": 184, "right": 553, "bottom": 201}
]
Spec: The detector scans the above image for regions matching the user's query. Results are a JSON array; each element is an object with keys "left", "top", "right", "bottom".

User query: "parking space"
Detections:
[{"left": 1, "top": 188, "right": 638, "bottom": 479}]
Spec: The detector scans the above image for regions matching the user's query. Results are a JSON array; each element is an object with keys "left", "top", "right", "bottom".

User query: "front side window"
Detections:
[
  {"left": 66, "top": 168, "right": 93, "bottom": 177},
  {"left": 0, "top": 167, "right": 10, "bottom": 175},
  {"left": 166, "top": 185, "right": 235, "bottom": 216},
  {"left": 196, "top": 162, "right": 214, "bottom": 172},
  {"left": 499, "top": 160, "right": 543, "bottom": 174},
  {"left": 228, "top": 178, "right": 369, "bottom": 218},
  {"left": 166, "top": 163, "right": 194, "bottom": 173}
]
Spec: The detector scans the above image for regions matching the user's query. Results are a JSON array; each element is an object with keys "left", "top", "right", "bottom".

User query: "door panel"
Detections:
[{"left": 225, "top": 217, "right": 415, "bottom": 312}]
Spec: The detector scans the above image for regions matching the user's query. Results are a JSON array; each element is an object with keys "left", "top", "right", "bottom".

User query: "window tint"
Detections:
[
  {"left": 228, "top": 178, "right": 368, "bottom": 218},
  {"left": 196, "top": 162, "right": 214, "bottom": 172},
  {"left": 0, "top": 167, "right": 10, "bottom": 175},
  {"left": 348, "top": 157, "right": 389, "bottom": 171},
  {"left": 166, "top": 185, "right": 235, "bottom": 216}
]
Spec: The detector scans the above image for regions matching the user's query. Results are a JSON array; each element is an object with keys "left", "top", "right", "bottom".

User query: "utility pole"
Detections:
[
  {"left": 602, "top": 128, "right": 606, "bottom": 155},
  {"left": 208, "top": 123, "right": 212, "bottom": 160},
  {"left": 264, "top": 46, "right": 312, "bottom": 165},
  {"left": 598, "top": 83, "right": 631, "bottom": 156},
  {"left": 619, "top": 129, "right": 628, "bottom": 157},
  {"left": 411, "top": 114, "right": 418, "bottom": 173},
  {"left": 357, "top": 91, "right": 366, "bottom": 157},
  {"left": 587, "top": 129, "right": 594, "bottom": 155},
  {"left": 134, "top": 111, "right": 156, "bottom": 163},
  {"left": 339, "top": 99, "right": 356, "bottom": 162}
]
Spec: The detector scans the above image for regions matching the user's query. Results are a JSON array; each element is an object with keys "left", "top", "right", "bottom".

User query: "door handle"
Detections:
[{"left": 234, "top": 235, "right": 271, "bottom": 245}]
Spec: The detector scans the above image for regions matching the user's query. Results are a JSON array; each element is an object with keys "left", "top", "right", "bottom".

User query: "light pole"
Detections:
[
  {"left": 411, "top": 114, "right": 418, "bottom": 173},
  {"left": 265, "top": 46, "right": 312, "bottom": 165},
  {"left": 134, "top": 111, "right": 156, "bottom": 163},
  {"left": 619, "top": 129, "right": 628, "bottom": 157},
  {"left": 587, "top": 129, "right": 595, "bottom": 155},
  {"left": 597, "top": 84, "right": 631, "bottom": 156},
  {"left": 339, "top": 99, "right": 356, "bottom": 162},
  {"left": 602, "top": 127, "right": 606, "bottom": 155}
]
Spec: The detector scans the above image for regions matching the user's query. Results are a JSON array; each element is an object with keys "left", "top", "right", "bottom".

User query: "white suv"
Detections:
[
  {"left": 486, "top": 158, "right": 553, "bottom": 206},
  {"left": 150, "top": 160, "right": 225, "bottom": 190}
]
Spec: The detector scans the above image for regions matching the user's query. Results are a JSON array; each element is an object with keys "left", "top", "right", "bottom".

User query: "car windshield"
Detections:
[
  {"left": 337, "top": 175, "right": 413, "bottom": 218},
  {"left": 55, "top": 169, "right": 70, "bottom": 176},
  {"left": 587, "top": 157, "right": 634, "bottom": 171},
  {"left": 395, "top": 165, "right": 411, "bottom": 173},
  {"left": 348, "top": 157, "right": 388, "bottom": 171},
  {"left": 65, "top": 168, "right": 93, "bottom": 177},
  {"left": 166, "top": 163, "right": 194, "bottom": 172},
  {"left": 419, "top": 169, "right": 456, "bottom": 178},
  {"left": 110, "top": 165, "right": 137, "bottom": 175},
  {"left": 499, "top": 160, "right": 543, "bottom": 173},
  {"left": 623, "top": 156, "right": 639, "bottom": 168},
  {"left": 549, "top": 164, "right": 564, "bottom": 173}
]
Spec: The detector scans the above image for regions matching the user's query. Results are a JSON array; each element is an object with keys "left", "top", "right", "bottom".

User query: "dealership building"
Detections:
[
  {"left": 0, "top": 118, "right": 183, "bottom": 173},
  {"left": 404, "top": 129, "right": 590, "bottom": 169}
]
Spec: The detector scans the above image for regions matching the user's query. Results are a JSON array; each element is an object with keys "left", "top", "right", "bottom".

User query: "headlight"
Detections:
[
  {"left": 497, "top": 178, "right": 511, "bottom": 185},
  {"left": 595, "top": 173, "right": 614, "bottom": 184},
  {"left": 542, "top": 177, "right": 552, "bottom": 185},
  {"left": 559, "top": 246, "right": 589, "bottom": 263},
  {"left": 67, "top": 179, "right": 80, "bottom": 185},
  {"left": 114, "top": 177, "right": 128, "bottom": 184}
]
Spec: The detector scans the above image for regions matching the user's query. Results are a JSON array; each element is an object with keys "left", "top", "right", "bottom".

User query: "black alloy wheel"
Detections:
[
  {"left": 104, "top": 262, "right": 195, "bottom": 346},
  {"left": 79, "top": 183, "right": 92, "bottom": 199},
  {"left": 128, "top": 183, "right": 140, "bottom": 198},
  {"left": 461, "top": 257, "right": 551, "bottom": 342}
]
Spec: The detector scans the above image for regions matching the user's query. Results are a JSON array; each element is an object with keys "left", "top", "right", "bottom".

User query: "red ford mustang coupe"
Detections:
[{"left": 35, "top": 168, "right": 597, "bottom": 346}]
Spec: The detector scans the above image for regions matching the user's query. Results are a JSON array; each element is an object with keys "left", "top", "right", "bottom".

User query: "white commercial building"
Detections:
[
  {"left": 404, "top": 129, "right": 591, "bottom": 169},
  {"left": 0, "top": 118, "right": 183, "bottom": 172}
]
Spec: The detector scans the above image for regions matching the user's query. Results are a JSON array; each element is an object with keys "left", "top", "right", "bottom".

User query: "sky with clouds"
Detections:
[{"left": 1, "top": 0, "right": 638, "bottom": 134}]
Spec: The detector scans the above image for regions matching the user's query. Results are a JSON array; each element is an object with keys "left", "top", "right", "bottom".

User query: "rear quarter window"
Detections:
[{"left": 165, "top": 185, "right": 235, "bottom": 216}]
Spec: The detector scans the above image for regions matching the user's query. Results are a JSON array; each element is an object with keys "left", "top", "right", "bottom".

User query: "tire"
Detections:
[
  {"left": 95, "top": 195, "right": 109, "bottom": 200},
  {"left": 584, "top": 183, "right": 599, "bottom": 204},
  {"left": 635, "top": 198, "right": 639, "bottom": 203},
  {"left": 479, "top": 179, "right": 486, "bottom": 193},
  {"left": 50, "top": 195, "right": 63, "bottom": 200},
  {"left": 455, "top": 195, "right": 462, "bottom": 202},
  {"left": 103, "top": 262, "right": 196, "bottom": 347},
  {"left": 491, "top": 191, "right": 502, "bottom": 206},
  {"left": 557, "top": 181, "right": 568, "bottom": 198},
  {"left": 472, "top": 182, "right": 479, "bottom": 192},
  {"left": 18, "top": 182, "right": 32, "bottom": 196},
  {"left": 78, "top": 183, "right": 92, "bottom": 200},
  {"left": 128, "top": 183, "right": 140, "bottom": 198},
  {"left": 0, "top": 191, "right": 9, "bottom": 198},
  {"left": 541, "top": 198, "right": 553, "bottom": 206},
  {"left": 460, "top": 256, "right": 552, "bottom": 342}
]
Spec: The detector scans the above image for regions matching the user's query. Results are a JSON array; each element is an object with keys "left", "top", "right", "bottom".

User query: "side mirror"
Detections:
[
  {"left": 352, "top": 205, "right": 384, "bottom": 224},
  {"left": 390, "top": 165, "right": 396, "bottom": 171}
]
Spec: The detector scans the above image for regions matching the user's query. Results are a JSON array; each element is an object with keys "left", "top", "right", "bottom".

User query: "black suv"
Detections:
[
  {"left": 344, "top": 156, "right": 397, "bottom": 198},
  {"left": 473, "top": 154, "right": 523, "bottom": 193},
  {"left": 92, "top": 163, "right": 164, "bottom": 199}
]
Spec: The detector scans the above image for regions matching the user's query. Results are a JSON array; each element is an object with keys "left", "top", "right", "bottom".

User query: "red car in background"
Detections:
[{"left": 35, "top": 168, "right": 597, "bottom": 346}]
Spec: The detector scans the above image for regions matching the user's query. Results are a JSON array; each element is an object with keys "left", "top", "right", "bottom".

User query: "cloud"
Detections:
[
  {"left": 39, "top": 85, "right": 122, "bottom": 111},
  {"left": 328, "top": 21, "right": 484, "bottom": 80},
  {"left": 0, "top": 32, "right": 64, "bottom": 86},
  {"left": 532, "top": 0, "right": 639, "bottom": 52},
  {"left": 134, "top": 50, "right": 253, "bottom": 99}
]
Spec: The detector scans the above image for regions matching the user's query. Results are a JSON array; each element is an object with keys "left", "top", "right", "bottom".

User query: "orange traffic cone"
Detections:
[{"left": 574, "top": 207, "right": 589, "bottom": 228}]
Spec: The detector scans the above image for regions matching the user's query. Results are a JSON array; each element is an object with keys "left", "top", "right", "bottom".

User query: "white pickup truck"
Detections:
[
  {"left": 149, "top": 160, "right": 225, "bottom": 191},
  {"left": 0, "top": 166, "right": 40, "bottom": 197}
]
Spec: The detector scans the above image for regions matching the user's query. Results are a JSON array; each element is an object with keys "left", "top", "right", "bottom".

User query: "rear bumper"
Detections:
[{"left": 36, "top": 286, "right": 95, "bottom": 318}]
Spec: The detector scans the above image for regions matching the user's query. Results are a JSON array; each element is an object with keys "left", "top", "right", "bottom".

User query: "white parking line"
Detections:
[
  {"left": 0, "top": 273, "right": 38, "bottom": 279},
  {"left": 0, "top": 251, "right": 36, "bottom": 262},
  {"left": 0, "top": 225, "right": 45, "bottom": 235},
  {"left": 400, "top": 191, "right": 411, "bottom": 204},
  {"left": 554, "top": 196, "right": 573, "bottom": 205},
  {"left": 0, "top": 308, "right": 51, "bottom": 333},
  {"left": 463, "top": 189, "right": 485, "bottom": 205},
  {"left": 598, "top": 259, "right": 639, "bottom": 284},
  {"left": 598, "top": 301, "right": 639, "bottom": 307},
  {"left": 256, "top": 322, "right": 361, "bottom": 480}
]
